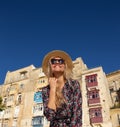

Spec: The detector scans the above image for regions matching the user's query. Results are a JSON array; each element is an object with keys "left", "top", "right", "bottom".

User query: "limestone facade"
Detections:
[{"left": 106, "top": 71, "right": 120, "bottom": 127}]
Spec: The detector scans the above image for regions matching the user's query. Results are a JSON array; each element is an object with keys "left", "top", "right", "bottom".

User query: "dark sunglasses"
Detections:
[{"left": 50, "top": 58, "right": 65, "bottom": 64}]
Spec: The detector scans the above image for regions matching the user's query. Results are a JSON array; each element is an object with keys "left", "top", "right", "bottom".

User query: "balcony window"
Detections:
[
  {"left": 85, "top": 74, "right": 98, "bottom": 87},
  {"left": 89, "top": 107, "right": 103, "bottom": 123},
  {"left": 32, "top": 116, "right": 44, "bottom": 127},
  {"left": 34, "top": 92, "right": 43, "bottom": 103},
  {"left": 33, "top": 104, "right": 43, "bottom": 114},
  {"left": 88, "top": 90, "right": 100, "bottom": 104}
]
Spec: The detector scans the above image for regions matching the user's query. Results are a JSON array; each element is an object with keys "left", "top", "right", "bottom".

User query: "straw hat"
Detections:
[{"left": 42, "top": 50, "right": 73, "bottom": 76}]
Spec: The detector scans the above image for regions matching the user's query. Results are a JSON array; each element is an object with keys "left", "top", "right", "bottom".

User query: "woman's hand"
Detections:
[
  {"left": 48, "top": 77, "right": 57, "bottom": 110},
  {"left": 49, "top": 77, "right": 57, "bottom": 91}
]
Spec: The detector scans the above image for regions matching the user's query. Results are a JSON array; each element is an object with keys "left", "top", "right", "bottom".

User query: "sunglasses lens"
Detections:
[
  {"left": 51, "top": 59, "right": 64, "bottom": 64},
  {"left": 59, "top": 59, "right": 64, "bottom": 64},
  {"left": 51, "top": 59, "right": 56, "bottom": 64}
]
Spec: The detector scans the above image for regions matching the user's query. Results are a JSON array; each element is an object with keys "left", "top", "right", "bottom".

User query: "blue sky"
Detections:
[{"left": 0, "top": 0, "right": 120, "bottom": 84}]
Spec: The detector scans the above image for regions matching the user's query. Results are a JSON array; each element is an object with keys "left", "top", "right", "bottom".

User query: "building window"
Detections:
[
  {"left": 2, "top": 121, "right": 9, "bottom": 127},
  {"left": 110, "top": 88, "right": 114, "bottom": 93},
  {"left": 85, "top": 74, "right": 98, "bottom": 87},
  {"left": 20, "top": 71, "right": 27, "bottom": 79},
  {"left": 6, "top": 87, "right": 10, "bottom": 93},
  {"left": 32, "top": 116, "right": 44, "bottom": 126},
  {"left": 89, "top": 107, "right": 103, "bottom": 123},
  {"left": 19, "top": 84, "right": 24, "bottom": 89},
  {"left": 34, "top": 92, "right": 43, "bottom": 103},
  {"left": 5, "top": 107, "right": 12, "bottom": 115},
  {"left": 8, "top": 95, "right": 14, "bottom": 101},
  {"left": 3, "top": 98, "right": 7, "bottom": 105},
  {"left": 17, "top": 94, "right": 22, "bottom": 104},
  {"left": 38, "top": 79, "right": 45, "bottom": 84},
  {"left": 12, "top": 119, "right": 17, "bottom": 127},
  {"left": 9, "top": 84, "right": 16, "bottom": 94},
  {"left": 33, "top": 104, "right": 43, "bottom": 113},
  {"left": 88, "top": 90, "right": 100, "bottom": 104},
  {"left": 88, "top": 90, "right": 99, "bottom": 99}
]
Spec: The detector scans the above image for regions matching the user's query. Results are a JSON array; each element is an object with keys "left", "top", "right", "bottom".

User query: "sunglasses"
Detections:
[{"left": 50, "top": 58, "right": 65, "bottom": 65}]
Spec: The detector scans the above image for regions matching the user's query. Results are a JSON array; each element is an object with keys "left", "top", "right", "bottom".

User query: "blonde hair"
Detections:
[{"left": 47, "top": 62, "right": 73, "bottom": 108}]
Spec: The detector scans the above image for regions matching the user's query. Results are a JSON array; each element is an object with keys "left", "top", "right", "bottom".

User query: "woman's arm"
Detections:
[
  {"left": 42, "top": 86, "right": 56, "bottom": 121},
  {"left": 47, "top": 77, "right": 57, "bottom": 110},
  {"left": 48, "top": 88, "right": 56, "bottom": 110}
]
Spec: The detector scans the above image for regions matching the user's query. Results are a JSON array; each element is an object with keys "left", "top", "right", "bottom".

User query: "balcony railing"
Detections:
[
  {"left": 86, "top": 82, "right": 98, "bottom": 87},
  {"left": 90, "top": 117, "right": 103, "bottom": 123},
  {"left": 88, "top": 98, "right": 100, "bottom": 105}
]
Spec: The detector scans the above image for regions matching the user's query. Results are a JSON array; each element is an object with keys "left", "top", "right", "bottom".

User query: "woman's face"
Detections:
[{"left": 49, "top": 57, "right": 65, "bottom": 73}]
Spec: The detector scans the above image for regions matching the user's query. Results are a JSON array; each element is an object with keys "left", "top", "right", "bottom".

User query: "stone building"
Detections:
[
  {"left": 106, "top": 70, "right": 120, "bottom": 127},
  {"left": 0, "top": 57, "right": 119, "bottom": 127}
]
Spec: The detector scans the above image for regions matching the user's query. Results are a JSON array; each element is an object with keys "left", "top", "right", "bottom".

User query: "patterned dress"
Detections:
[{"left": 42, "top": 79, "right": 82, "bottom": 127}]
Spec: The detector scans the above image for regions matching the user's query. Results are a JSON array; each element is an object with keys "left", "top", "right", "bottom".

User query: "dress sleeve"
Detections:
[
  {"left": 71, "top": 80, "right": 82, "bottom": 127},
  {"left": 42, "top": 86, "right": 56, "bottom": 121}
]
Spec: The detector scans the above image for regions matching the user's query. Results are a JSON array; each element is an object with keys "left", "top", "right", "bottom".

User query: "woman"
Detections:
[{"left": 41, "top": 50, "right": 82, "bottom": 127}]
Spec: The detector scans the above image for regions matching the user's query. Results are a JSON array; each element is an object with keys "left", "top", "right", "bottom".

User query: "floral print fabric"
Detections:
[{"left": 42, "top": 79, "right": 82, "bottom": 127}]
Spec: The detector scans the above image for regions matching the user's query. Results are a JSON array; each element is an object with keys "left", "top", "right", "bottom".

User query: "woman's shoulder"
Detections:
[
  {"left": 69, "top": 78, "right": 79, "bottom": 84},
  {"left": 68, "top": 78, "right": 81, "bottom": 91},
  {"left": 41, "top": 85, "right": 50, "bottom": 92}
]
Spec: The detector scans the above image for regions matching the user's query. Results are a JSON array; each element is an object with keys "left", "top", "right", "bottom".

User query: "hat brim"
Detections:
[{"left": 42, "top": 50, "right": 73, "bottom": 76}]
